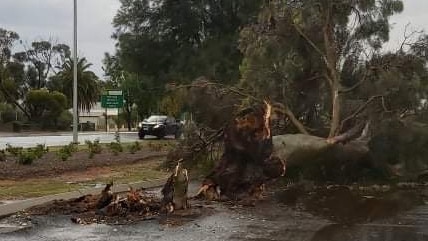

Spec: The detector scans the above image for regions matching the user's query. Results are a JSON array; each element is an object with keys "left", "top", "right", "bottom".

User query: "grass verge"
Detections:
[{"left": 0, "top": 159, "right": 168, "bottom": 200}]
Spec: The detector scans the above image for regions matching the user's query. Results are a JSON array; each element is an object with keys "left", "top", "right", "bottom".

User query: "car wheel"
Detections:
[
  {"left": 174, "top": 131, "right": 182, "bottom": 139},
  {"left": 138, "top": 131, "right": 145, "bottom": 140}
]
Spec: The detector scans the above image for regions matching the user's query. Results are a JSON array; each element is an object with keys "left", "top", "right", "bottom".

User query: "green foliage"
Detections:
[
  {"left": 0, "top": 150, "right": 6, "bottom": 162},
  {"left": 0, "top": 28, "right": 28, "bottom": 115},
  {"left": 109, "top": 142, "right": 123, "bottom": 156},
  {"left": 25, "top": 89, "right": 68, "bottom": 125},
  {"left": 0, "top": 103, "right": 16, "bottom": 123},
  {"left": 17, "top": 151, "right": 36, "bottom": 165},
  {"left": 128, "top": 141, "right": 141, "bottom": 154},
  {"left": 56, "top": 142, "right": 78, "bottom": 161},
  {"left": 48, "top": 57, "right": 100, "bottom": 111},
  {"left": 85, "top": 139, "right": 102, "bottom": 159},
  {"left": 236, "top": 0, "right": 428, "bottom": 135},
  {"left": 5, "top": 143, "right": 47, "bottom": 165},
  {"left": 5, "top": 143, "right": 23, "bottom": 156},
  {"left": 56, "top": 110, "right": 73, "bottom": 130},
  {"left": 113, "top": 0, "right": 261, "bottom": 82},
  {"left": 108, "top": 0, "right": 263, "bottom": 116},
  {"left": 0, "top": 28, "right": 19, "bottom": 63},
  {"left": 29, "top": 144, "right": 49, "bottom": 159},
  {"left": 13, "top": 41, "right": 70, "bottom": 89},
  {"left": 109, "top": 132, "right": 123, "bottom": 156},
  {"left": 159, "top": 88, "right": 187, "bottom": 117}
]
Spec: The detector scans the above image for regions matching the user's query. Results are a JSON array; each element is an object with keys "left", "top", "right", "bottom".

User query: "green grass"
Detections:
[
  {"left": 0, "top": 161, "right": 168, "bottom": 200},
  {"left": 89, "top": 163, "right": 168, "bottom": 185},
  {"left": 0, "top": 180, "right": 80, "bottom": 199}
]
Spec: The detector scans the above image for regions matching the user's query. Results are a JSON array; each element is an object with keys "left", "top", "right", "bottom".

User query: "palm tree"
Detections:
[{"left": 48, "top": 57, "right": 100, "bottom": 111}]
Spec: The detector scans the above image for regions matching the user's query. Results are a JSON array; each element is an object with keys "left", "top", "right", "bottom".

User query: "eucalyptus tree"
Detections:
[
  {"left": 239, "top": 0, "right": 412, "bottom": 137},
  {"left": 13, "top": 40, "right": 70, "bottom": 89}
]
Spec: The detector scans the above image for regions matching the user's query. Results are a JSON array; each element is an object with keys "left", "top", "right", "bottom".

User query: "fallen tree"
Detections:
[
  {"left": 163, "top": 80, "right": 428, "bottom": 199},
  {"left": 196, "top": 101, "right": 286, "bottom": 200},
  {"left": 272, "top": 119, "right": 428, "bottom": 182}
]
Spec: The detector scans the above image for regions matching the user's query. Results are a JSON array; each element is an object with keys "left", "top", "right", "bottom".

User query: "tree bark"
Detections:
[
  {"left": 126, "top": 105, "right": 132, "bottom": 131},
  {"left": 198, "top": 102, "right": 286, "bottom": 200}
]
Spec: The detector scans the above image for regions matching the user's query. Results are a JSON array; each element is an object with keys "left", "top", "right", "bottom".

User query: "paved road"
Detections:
[
  {"left": 0, "top": 132, "right": 170, "bottom": 149},
  {"left": 1, "top": 199, "right": 427, "bottom": 241},
  {"left": 0, "top": 185, "right": 427, "bottom": 241}
]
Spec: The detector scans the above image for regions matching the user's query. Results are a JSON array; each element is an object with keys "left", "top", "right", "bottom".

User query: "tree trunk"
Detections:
[
  {"left": 197, "top": 102, "right": 286, "bottom": 200},
  {"left": 322, "top": 2, "right": 341, "bottom": 138},
  {"left": 329, "top": 88, "right": 340, "bottom": 137},
  {"left": 126, "top": 105, "right": 132, "bottom": 131},
  {"left": 161, "top": 161, "right": 189, "bottom": 212}
]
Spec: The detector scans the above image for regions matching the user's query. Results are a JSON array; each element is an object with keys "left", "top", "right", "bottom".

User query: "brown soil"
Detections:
[{"left": 0, "top": 148, "right": 167, "bottom": 180}]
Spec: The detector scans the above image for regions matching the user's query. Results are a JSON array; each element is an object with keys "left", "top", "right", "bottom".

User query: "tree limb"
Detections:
[
  {"left": 338, "top": 95, "right": 392, "bottom": 134},
  {"left": 326, "top": 121, "right": 366, "bottom": 145},
  {"left": 272, "top": 102, "right": 309, "bottom": 135},
  {"left": 339, "top": 68, "right": 369, "bottom": 94},
  {"left": 291, "top": 20, "right": 329, "bottom": 66},
  {"left": 171, "top": 81, "right": 311, "bottom": 135}
]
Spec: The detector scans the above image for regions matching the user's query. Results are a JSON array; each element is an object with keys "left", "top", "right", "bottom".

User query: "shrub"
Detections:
[
  {"left": 86, "top": 139, "right": 102, "bottom": 158},
  {"left": 31, "top": 144, "right": 49, "bottom": 159},
  {"left": 57, "top": 142, "right": 78, "bottom": 161},
  {"left": 0, "top": 150, "right": 6, "bottom": 162},
  {"left": 17, "top": 151, "right": 36, "bottom": 165},
  {"left": 109, "top": 142, "right": 123, "bottom": 156},
  {"left": 57, "top": 148, "right": 70, "bottom": 161},
  {"left": 0, "top": 104, "right": 16, "bottom": 123},
  {"left": 128, "top": 141, "right": 141, "bottom": 154},
  {"left": 6, "top": 143, "right": 23, "bottom": 156}
]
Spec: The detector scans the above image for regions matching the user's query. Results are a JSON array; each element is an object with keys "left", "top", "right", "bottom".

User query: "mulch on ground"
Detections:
[{"left": 0, "top": 149, "right": 167, "bottom": 180}]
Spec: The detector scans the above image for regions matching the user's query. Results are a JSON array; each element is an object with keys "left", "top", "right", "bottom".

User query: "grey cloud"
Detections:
[
  {"left": 0, "top": 0, "right": 119, "bottom": 78},
  {"left": 1, "top": 0, "right": 427, "bottom": 78}
]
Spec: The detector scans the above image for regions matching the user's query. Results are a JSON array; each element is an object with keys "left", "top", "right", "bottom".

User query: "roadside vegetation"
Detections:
[
  {"left": 0, "top": 161, "right": 167, "bottom": 199},
  {"left": 0, "top": 140, "right": 175, "bottom": 199}
]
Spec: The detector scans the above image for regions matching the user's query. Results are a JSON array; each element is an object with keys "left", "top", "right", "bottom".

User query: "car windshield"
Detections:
[{"left": 146, "top": 116, "right": 167, "bottom": 122}]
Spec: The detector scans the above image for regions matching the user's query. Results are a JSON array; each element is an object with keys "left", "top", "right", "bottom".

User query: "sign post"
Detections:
[{"left": 101, "top": 90, "right": 124, "bottom": 133}]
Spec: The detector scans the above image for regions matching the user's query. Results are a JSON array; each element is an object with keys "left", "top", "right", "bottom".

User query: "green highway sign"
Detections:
[{"left": 101, "top": 90, "right": 124, "bottom": 108}]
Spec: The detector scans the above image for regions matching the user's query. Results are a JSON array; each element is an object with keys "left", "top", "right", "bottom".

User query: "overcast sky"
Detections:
[{"left": 0, "top": 0, "right": 427, "bottom": 79}]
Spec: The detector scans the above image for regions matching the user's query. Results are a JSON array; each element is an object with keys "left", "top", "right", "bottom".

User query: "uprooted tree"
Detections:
[
  {"left": 162, "top": 0, "right": 428, "bottom": 187},
  {"left": 195, "top": 101, "right": 286, "bottom": 200},
  {"left": 101, "top": 0, "right": 428, "bottom": 201}
]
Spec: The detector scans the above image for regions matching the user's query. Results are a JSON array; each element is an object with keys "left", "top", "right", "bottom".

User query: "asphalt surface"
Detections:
[
  {"left": 0, "top": 185, "right": 427, "bottom": 241},
  {"left": 1, "top": 200, "right": 427, "bottom": 241}
]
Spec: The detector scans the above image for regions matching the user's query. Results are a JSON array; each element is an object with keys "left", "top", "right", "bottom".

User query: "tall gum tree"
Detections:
[{"left": 239, "top": 0, "right": 404, "bottom": 137}]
